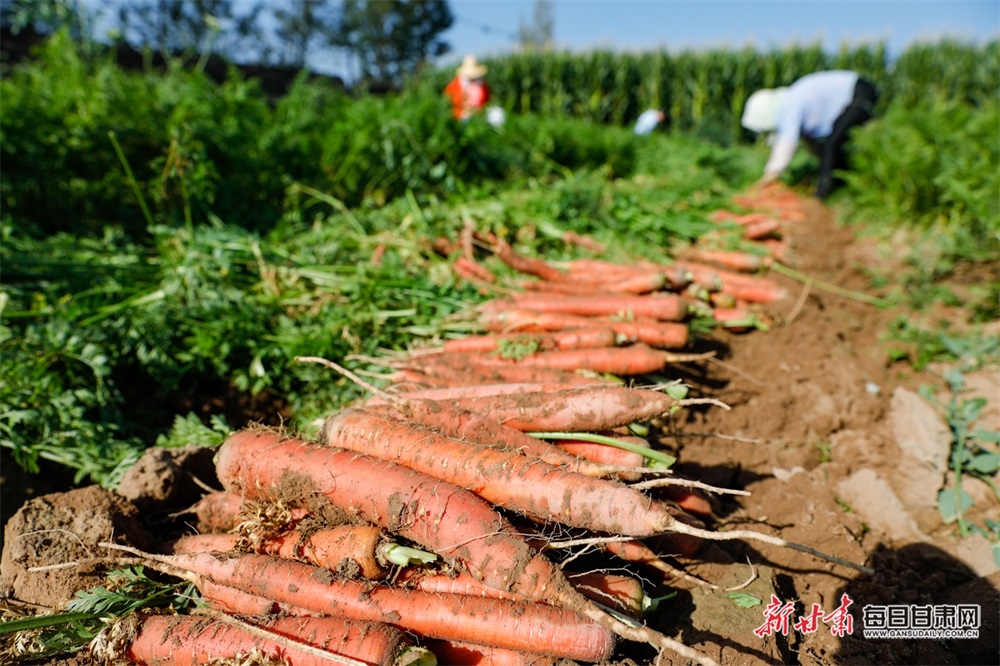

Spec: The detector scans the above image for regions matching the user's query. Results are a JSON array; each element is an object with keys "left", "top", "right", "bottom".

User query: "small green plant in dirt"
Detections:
[
  {"left": 920, "top": 368, "right": 1000, "bottom": 562},
  {"left": 884, "top": 317, "right": 1000, "bottom": 372},
  {"left": 0, "top": 566, "right": 196, "bottom": 662}
]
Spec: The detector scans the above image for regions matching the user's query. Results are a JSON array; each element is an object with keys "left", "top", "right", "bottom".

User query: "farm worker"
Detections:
[
  {"left": 741, "top": 70, "right": 878, "bottom": 199},
  {"left": 444, "top": 54, "right": 491, "bottom": 121},
  {"left": 634, "top": 109, "right": 665, "bottom": 135}
]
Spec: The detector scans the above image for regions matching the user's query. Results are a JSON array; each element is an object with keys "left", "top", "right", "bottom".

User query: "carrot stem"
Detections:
[
  {"left": 380, "top": 543, "right": 438, "bottom": 567},
  {"left": 532, "top": 431, "right": 676, "bottom": 468},
  {"left": 770, "top": 262, "right": 889, "bottom": 307}
]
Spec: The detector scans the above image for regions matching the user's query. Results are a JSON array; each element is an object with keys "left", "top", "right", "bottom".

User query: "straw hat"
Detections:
[
  {"left": 456, "top": 54, "right": 488, "bottom": 79},
  {"left": 741, "top": 88, "right": 789, "bottom": 132}
]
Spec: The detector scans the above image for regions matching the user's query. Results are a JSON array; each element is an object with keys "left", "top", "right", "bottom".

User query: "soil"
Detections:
[{"left": 2, "top": 199, "right": 998, "bottom": 665}]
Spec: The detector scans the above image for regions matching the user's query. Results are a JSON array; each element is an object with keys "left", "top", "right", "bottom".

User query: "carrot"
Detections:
[
  {"left": 395, "top": 569, "right": 646, "bottom": 618},
  {"left": 709, "top": 210, "right": 771, "bottom": 225},
  {"left": 742, "top": 218, "right": 783, "bottom": 240},
  {"left": 554, "top": 435, "right": 651, "bottom": 481},
  {"left": 118, "top": 613, "right": 427, "bottom": 666},
  {"left": 567, "top": 571, "right": 648, "bottom": 618},
  {"left": 125, "top": 550, "right": 618, "bottom": 662},
  {"left": 441, "top": 329, "right": 618, "bottom": 354},
  {"left": 659, "top": 484, "right": 716, "bottom": 519},
  {"left": 369, "top": 381, "right": 595, "bottom": 402},
  {"left": 494, "top": 237, "right": 568, "bottom": 282},
  {"left": 415, "top": 384, "right": 704, "bottom": 433},
  {"left": 720, "top": 279, "right": 788, "bottom": 303},
  {"left": 477, "top": 309, "right": 690, "bottom": 349},
  {"left": 193, "top": 490, "right": 246, "bottom": 532},
  {"left": 322, "top": 409, "right": 701, "bottom": 539},
  {"left": 361, "top": 400, "right": 623, "bottom": 478},
  {"left": 192, "top": 490, "right": 310, "bottom": 533},
  {"left": 170, "top": 524, "right": 431, "bottom": 580},
  {"left": 680, "top": 248, "right": 771, "bottom": 273},
  {"left": 600, "top": 538, "right": 706, "bottom": 576},
  {"left": 388, "top": 358, "right": 607, "bottom": 387},
  {"left": 431, "top": 343, "right": 671, "bottom": 376},
  {"left": 453, "top": 256, "right": 496, "bottom": 284},
  {"left": 423, "top": 639, "right": 559, "bottom": 666},
  {"left": 561, "top": 230, "right": 605, "bottom": 253},
  {"left": 488, "top": 293, "right": 689, "bottom": 322},
  {"left": 214, "top": 430, "right": 583, "bottom": 606}
]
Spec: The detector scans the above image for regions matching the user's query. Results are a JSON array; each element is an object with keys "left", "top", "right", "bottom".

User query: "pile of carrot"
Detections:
[{"left": 92, "top": 186, "right": 870, "bottom": 666}]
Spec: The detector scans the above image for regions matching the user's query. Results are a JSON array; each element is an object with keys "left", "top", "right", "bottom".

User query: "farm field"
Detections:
[{"left": 2, "top": 32, "right": 999, "bottom": 666}]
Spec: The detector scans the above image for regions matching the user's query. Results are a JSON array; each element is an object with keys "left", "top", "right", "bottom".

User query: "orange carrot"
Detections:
[
  {"left": 214, "top": 430, "right": 575, "bottom": 604},
  {"left": 437, "top": 343, "right": 670, "bottom": 376},
  {"left": 121, "top": 613, "right": 423, "bottom": 666},
  {"left": 192, "top": 491, "right": 309, "bottom": 533},
  {"left": 418, "top": 384, "right": 687, "bottom": 432},
  {"left": 454, "top": 256, "right": 496, "bottom": 284},
  {"left": 397, "top": 569, "right": 646, "bottom": 619},
  {"left": 390, "top": 358, "right": 607, "bottom": 387},
  {"left": 720, "top": 279, "right": 787, "bottom": 303},
  {"left": 368, "top": 381, "right": 599, "bottom": 403},
  {"left": 423, "top": 639, "right": 559, "bottom": 666},
  {"left": 193, "top": 490, "right": 246, "bottom": 532},
  {"left": 561, "top": 230, "right": 606, "bottom": 253},
  {"left": 680, "top": 248, "right": 771, "bottom": 273},
  {"left": 137, "top": 550, "right": 618, "bottom": 662},
  {"left": 361, "top": 399, "right": 623, "bottom": 477},
  {"left": 554, "top": 435, "right": 650, "bottom": 481},
  {"left": 170, "top": 524, "right": 400, "bottom": 580},
  {"left": 478, "top": 308, "right": 692, "bottom": 349},
  {"left": 322, "top": 409, "right": 701, "bottom": 540},
  {"left": 494, "top": 238, "right": 568, "bottom": 282},
  {"left": 441, "top": 328, "right": 618, "bottom": 354},
  {"left": 742, "top": 218, "right": 783, "bottom": 240},
  {"left": 660, "top": 484, "right": 716, "bottom": 519},
  {"left": 488, "top": 293, "right": 688, "bottom": 322},
  {"left": 709, "top": 210, "right": 771, "bottom": 225}
]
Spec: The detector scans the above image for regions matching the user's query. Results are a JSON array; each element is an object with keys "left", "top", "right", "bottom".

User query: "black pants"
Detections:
[{"left": 810, "top": 78, "right": 878, "bottom": 199}]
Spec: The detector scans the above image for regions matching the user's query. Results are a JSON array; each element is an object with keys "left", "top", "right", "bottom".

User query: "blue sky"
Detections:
[{"left": 440, "top": 0, "right": 999, "bottom": 67}]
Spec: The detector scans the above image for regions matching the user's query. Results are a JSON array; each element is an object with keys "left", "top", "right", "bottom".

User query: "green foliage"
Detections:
[
  {"left": 841, "top": 99, "right": 1000, "bottom": 260},
  {"left": 0, "top": 566, "right": 195, "bottom": 661},
  {"left": 884, "top": 317, "right": 1000, "bottom": 372}
]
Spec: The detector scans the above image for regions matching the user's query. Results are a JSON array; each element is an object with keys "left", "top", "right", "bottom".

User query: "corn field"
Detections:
[{"left": 438, "top": 39, "right": 998, "bottom": 144}]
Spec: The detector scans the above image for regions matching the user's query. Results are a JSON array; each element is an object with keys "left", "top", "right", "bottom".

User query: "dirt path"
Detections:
[
  {"left": 655, "top": 200, "right": 1000, "bottom": 665},
  {"left": 2, "top": 198, "right": 997, "bottom": 665}
]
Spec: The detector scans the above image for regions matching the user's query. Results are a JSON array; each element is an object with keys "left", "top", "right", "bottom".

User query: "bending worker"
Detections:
[{"left": 741, "top": 70, "right": 878, "bottom": 199}]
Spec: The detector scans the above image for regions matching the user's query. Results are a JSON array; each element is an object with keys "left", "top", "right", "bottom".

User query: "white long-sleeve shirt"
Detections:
[{"left": 764, "top": 71, "right": 859, "bottom": 177}]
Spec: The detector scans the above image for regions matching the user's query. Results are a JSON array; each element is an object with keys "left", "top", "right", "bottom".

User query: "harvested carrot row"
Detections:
[
  {"left": 386, "top": 358, "right": 607, "bottom": 387},
  {"left": 322, "top": 409, "right": 702, "bottom": 539},
  {"left": 478, "top": 308, "right": 690, "bottom": 349},
  {"left": 214, "top": 430, "right": 572, "bottom": 604},
  {"left": 417, "top": 384, "right": 699, "bottom": 433},
  {"left": 105, "top": 612, "right": 429, "bottom": 666},
  {"left": 493, "top": 238, "right": 568, "bottom": 282},
  {"left": 118, "top": 549, "right": 618, "bottom": 663},
  {"left": 709, "top": 210, "right": 772, "bottom": 225},
  {"left": 410, "top": 343, "right": 672, "bottom": 377},
  {"left": 559, "top": 259, "right": 692, "bottom": 290},
  {"left": 453, "top": 256, "right": 496, "bottom": 284},
  {"left": 561, "top": 230, "right": 605, "bottom": 253},
  {"left": 486, "top": 293, "right": 689, "bottom": 322},
  {"left": 742, "top": 217, "right": 783, "bottom": 240},
  {"left": 441, "top": 328, "right": 618, "bottom": 354},
  {"left": 679, "top": 248, "right": 772, "bottom": 273},
  {"left": 395, "top": 569, "right": 647, "bottom": 619}
]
